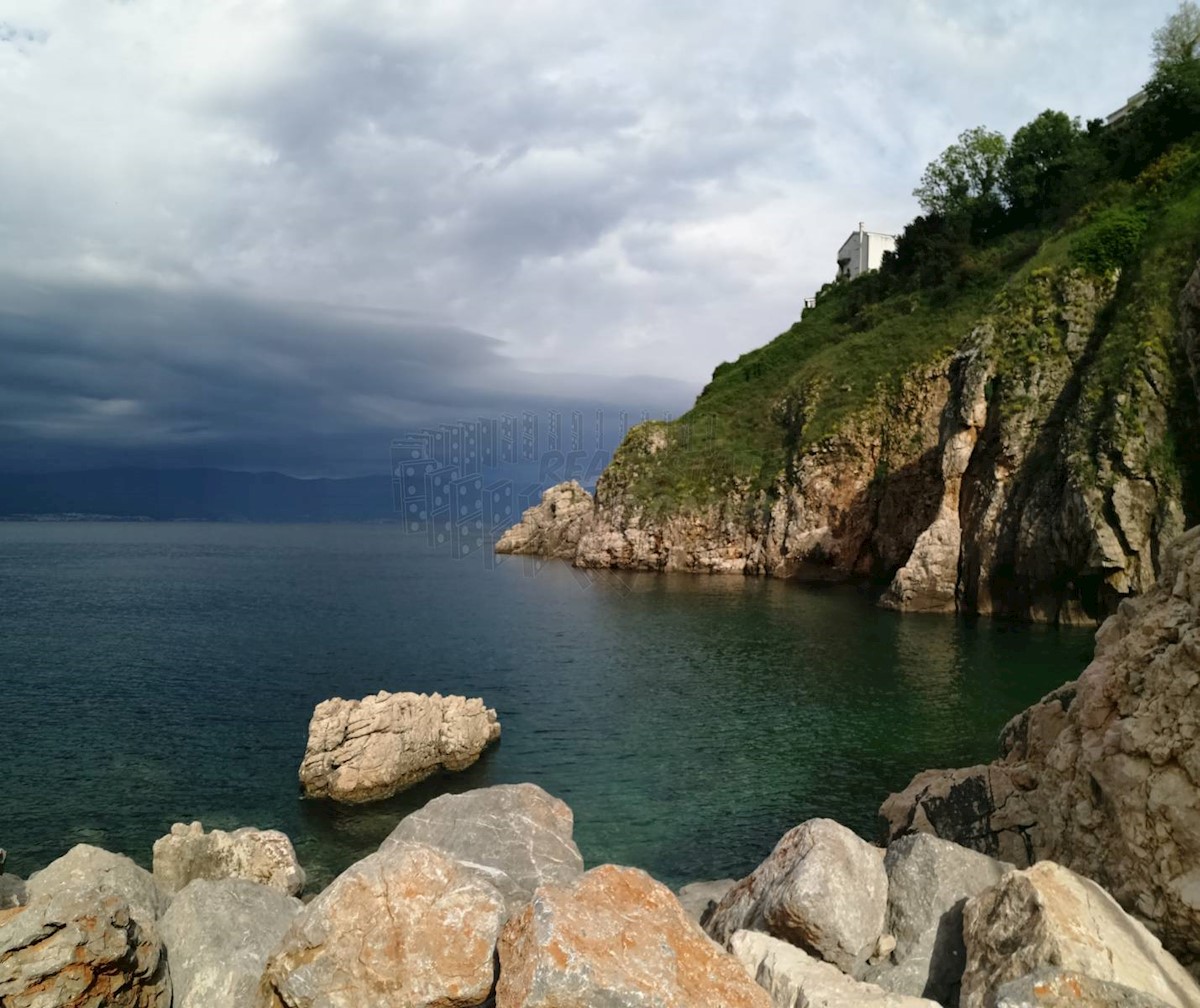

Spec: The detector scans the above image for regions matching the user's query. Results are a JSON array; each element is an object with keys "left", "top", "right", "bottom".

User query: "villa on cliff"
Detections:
[{"left": 836, "top": 223, "right": 897, "bottom": 281}]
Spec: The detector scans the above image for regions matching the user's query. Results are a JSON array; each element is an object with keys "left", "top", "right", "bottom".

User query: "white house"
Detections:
[
  {"left": 836, "top": 223, "right": 897, "bottom": 281},
  {"left": 1104, "top": 89, "right": 1148, "bottom": 128}
]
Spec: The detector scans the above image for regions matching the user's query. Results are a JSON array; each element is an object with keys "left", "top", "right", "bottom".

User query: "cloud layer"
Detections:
[{"left": 0, "top": 0, "right": 1176, "bottom": 474}]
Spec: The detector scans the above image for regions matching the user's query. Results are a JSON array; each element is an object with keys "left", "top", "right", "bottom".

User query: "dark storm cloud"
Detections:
[{"left": 0, "top": 276, "right": 692, "bottom": 475}]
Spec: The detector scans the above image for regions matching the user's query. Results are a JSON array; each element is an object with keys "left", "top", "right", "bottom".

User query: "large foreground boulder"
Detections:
[
  {"left": 881, "top": 525, "right": 1200, "bottom": 970},
  {"left": 730, "top": 930, "right": 940, "bottom": 1008},
  {"left": 299, "top": 690, "right": 501, "bottom": 803},
  {"left": 705, "top": 818, "right": 888, "bottom": 978},
  {"left": 161, "top": 878, "right": 301, "bottom": 1008},
  {"left": 153, "top": 821, "right": 306, "bottom": 896},
  {"left": 866, "top": 833, "right": 1012, "bottom": 1004},
  {"left": 27, "top": 843, "right": 167, "bottom": 924},
  {"left": 495, "top": 864, "right": 771, "bottom": 1008},
  {"left": 261, "top": 841, "right": 505, "bottom": 1008},
  {"left": 381, "top": 782, "right": 584, "bottom": 912},
  {"left": 0, "top": 888, "right": 170, "bottom": 1007},
  {"left": 960, "top": 862, "right": 1200, "bottom": 1008}
]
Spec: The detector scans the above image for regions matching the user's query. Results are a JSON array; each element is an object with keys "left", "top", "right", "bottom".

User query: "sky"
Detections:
[{"left": 0, "top": 0, "right": 1178, "bottom": 476}]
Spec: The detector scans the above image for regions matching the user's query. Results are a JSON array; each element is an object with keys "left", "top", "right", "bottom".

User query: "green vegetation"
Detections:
[{"left": 613, "top": 5, "right": 1200, "bottom": 520}]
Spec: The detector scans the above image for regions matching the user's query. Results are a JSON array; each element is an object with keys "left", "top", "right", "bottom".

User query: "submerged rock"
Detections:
[
  {"left": 160, "top": 878, "right": 301, "bottom": 1008},
  {"left": 495, "top": 863, "right": 771, "bottom": 1008},
  {"left": 381, "top": 782, "right": 583, "bottom": 912},
  {"left": 960, "top": 862, "right": 1200, "bottom": 1008},
  {"left": 261, "top": 840, "right": 505, "bottom": 1008},
  {"left": 706, "top": 818, "right": 888, "bottom": 978},
  {"left": 153, "top": 821, "right": 306, "bottom": 897},
  {"left": 298, "top": 689, "right": 501, "bottom": 803},
  {"left": 730, "top": 929, "right": 940, "bottom": 1008}
]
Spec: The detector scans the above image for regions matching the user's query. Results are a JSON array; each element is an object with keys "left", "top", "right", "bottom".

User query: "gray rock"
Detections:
[
  {"left": 706, "top": 818, "right": 888, "bottom": 978},
  {"left": 0, "top": 873, "right": 26, "bottom": 909},
  {"left": 381, "top": 782, "right": 584, "bottom": 911},
  {"left": 27, "top": 843, "right": 168, "bottom": 923},
  {"left": 995, "top": 969, "right": 1175, "bottom": 1007},
  {"left": 0, "top": 886, "right": 170, "bottom": 1007},
  {"left": 160, "top": 878, "right": 301, "bottom": 1008},
  {"left": 676, "top": 878, "right": 736, "bottom": 924},
  {"left": 960, "top": 862, "right": 1200, "bottom": 1008},
  {"left": 729, "top": 930, "right": 940, "bottom": 1008},
  {"left": 865, "top": 833, "right": 1012, "bottom": 1005},
  {"left": 153, "top": 821, "right": 306, "bottom": 897}
]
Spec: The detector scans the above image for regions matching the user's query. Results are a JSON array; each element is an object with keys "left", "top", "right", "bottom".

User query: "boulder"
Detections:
[
  {"left": 995, "top": 968, "right": 1175, "bottom": 1007},
  {"left": 730, "top": 930, "right": 941, "bottom": 1008},
  {"left": 865, "top": 833, "right": 1012, "bottom": 1004},
  {"left": 380, "top": 782, "right": 584, "bottom": 912},
  {"left": 677, "top": 878, "right": 736, "bottom": 924},
  {"left": 960, "top": 862, "right": 1200, "bottom": 1008},
  {"left": 494, "top": 480, "right": 594, "bottom": 558},
  {"left": 261, "top": 841, "right": 505, "bottom": 1008},
  {"left": 153, "top": 821, "right": 306, "bottom": 897},
  {"left": 161, "top": 878, "right": 301, "bottom": 1008},
  {"left": 881, "top": 526, "right": 1200, "bottom": 971},
  {"left": 0, "top": 887, "right": 170, "bottom": 1007},
  {"left": 27, "top": 844, "right": 167, "bottom": 923},
  {"left": 0, "top": 873, "right": 25, "bottom": 909},
  {"left": 299, "top": 690, "right": 501, "bottom": 803},
  {"left": 496, "top": 863, "right": 771, "bottom": 1008},
  {"left": 706, "top": 818, "right": 888, "bottom": 978}
]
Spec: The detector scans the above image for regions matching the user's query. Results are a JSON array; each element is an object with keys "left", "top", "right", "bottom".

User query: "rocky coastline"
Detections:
[{"left": 499, "top": 261, "right": 1200, "bottom": 626}]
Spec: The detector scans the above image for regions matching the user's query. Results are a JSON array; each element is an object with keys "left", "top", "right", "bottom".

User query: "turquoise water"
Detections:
[{"left": 0, "top": 522, "right": 1094, "bottom": 888}]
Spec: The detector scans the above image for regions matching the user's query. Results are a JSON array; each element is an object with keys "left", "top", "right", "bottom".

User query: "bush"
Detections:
[{"left": 1069, "top": 209, "right": 1148, "bottom": 274}]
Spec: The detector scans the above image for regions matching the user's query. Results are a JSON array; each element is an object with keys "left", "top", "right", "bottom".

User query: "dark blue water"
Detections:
[{"left": 0, "top": 523, "right": 1094, "bottom": 888}]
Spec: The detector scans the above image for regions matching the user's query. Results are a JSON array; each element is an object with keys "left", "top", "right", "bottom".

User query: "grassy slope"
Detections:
[{"left": 623, "top": 142, "right": 1200, "bottom": 520}]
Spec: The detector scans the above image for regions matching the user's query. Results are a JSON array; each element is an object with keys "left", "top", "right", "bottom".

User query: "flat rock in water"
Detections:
[
  {"left": 381, "top": 782, "right": 584, "bottom": 912},
  {"left": 496, "top": 864, "right": 772, "bottom": 1008},
  {"left": 161, "top": 878, "right": 301, "bottom": 1008},
  {"left": 730, "top": 929, "right": 941, "bottom": 1008},
  {"left": 866, "top": 832, "right": 1012, "bottom": 1005},
  {"left": 298, "top": 690, "right": 501, "bottom": 803},
  {"left": 995, "top": 968, "right": 1176, "bottom": 1007},
  {"left": 960, "top": 861, "right": 1200, "bottom": 1008},
  {"left": 0, "top": 887, "right": 170, "bottom": 1008},
  {"left": 261, "top": 840, "right": 505, "bottom": 1008},
  {"left": 706, "top": 818, "right": 888, "bottom": 978},
  {"left": 153, "top": 821, "right": 306, "bottom": 897}
]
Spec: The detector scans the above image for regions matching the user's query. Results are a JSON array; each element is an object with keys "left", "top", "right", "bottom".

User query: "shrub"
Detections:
[{"left": 1069, "top": 209, "right": 1148, "bottom": 274}]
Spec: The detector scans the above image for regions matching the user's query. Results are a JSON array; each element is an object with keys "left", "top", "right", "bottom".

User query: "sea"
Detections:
[{"left": 0, "top": 521, "right": 1094, "bottom": 889}]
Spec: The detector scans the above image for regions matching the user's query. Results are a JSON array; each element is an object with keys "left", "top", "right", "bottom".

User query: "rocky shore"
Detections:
[{"left": 3, "top": 785, "right": 1198, "bottom": 1007}]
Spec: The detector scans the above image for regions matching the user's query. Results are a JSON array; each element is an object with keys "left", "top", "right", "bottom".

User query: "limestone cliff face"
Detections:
[
  {"left": 880, "top": 523, "right": 1200, "bottom": 974},
  {"left": 499, "top": 262, "right": 1200, "bottom": 624}
]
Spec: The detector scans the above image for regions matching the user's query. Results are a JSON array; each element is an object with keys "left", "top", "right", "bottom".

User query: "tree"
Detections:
[
  {"left": 913, "top": 127, "right": 1009, "bottom": 218},
  {"left": 1152, "top": 1, "right": 1200, "bottom": 69},
  {"left": 1001, "top": 110, "right": 1082, "bottom": 222}
]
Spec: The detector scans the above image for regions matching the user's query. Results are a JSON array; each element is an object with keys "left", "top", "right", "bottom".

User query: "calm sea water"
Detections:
[{"left": 0, "top": 522, "right": 1094, "bottom": 889}]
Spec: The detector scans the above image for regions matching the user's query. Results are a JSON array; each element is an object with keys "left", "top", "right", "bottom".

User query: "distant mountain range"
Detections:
[{"left": 0, "top": 468, "right": 400, "bottom": 522}]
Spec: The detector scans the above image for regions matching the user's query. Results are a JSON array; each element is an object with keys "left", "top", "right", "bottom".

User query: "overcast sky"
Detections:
[{"left": 0, "top": 0, "right": 1177, "bottom": 475}]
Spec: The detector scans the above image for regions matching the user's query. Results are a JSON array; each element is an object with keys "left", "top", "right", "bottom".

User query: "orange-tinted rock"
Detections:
[
  {"left": 260, "top": 841, "right": 504, "bottom": 1008},
  {"left": 496, "top": 864, "right": 771, "bottom": 1008}
]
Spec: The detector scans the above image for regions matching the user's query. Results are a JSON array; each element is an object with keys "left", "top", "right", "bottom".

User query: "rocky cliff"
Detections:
[
  {"left": 500, "top": 253, "right": 1200, "bottom": 624},
  {"left": 880, "top": 523, "right": 1200, "bottom": 974}
]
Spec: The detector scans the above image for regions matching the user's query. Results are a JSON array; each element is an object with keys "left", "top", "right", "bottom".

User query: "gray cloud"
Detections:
[{"left": 0, "top": 0, "right": 1182, "bottom": 475}]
